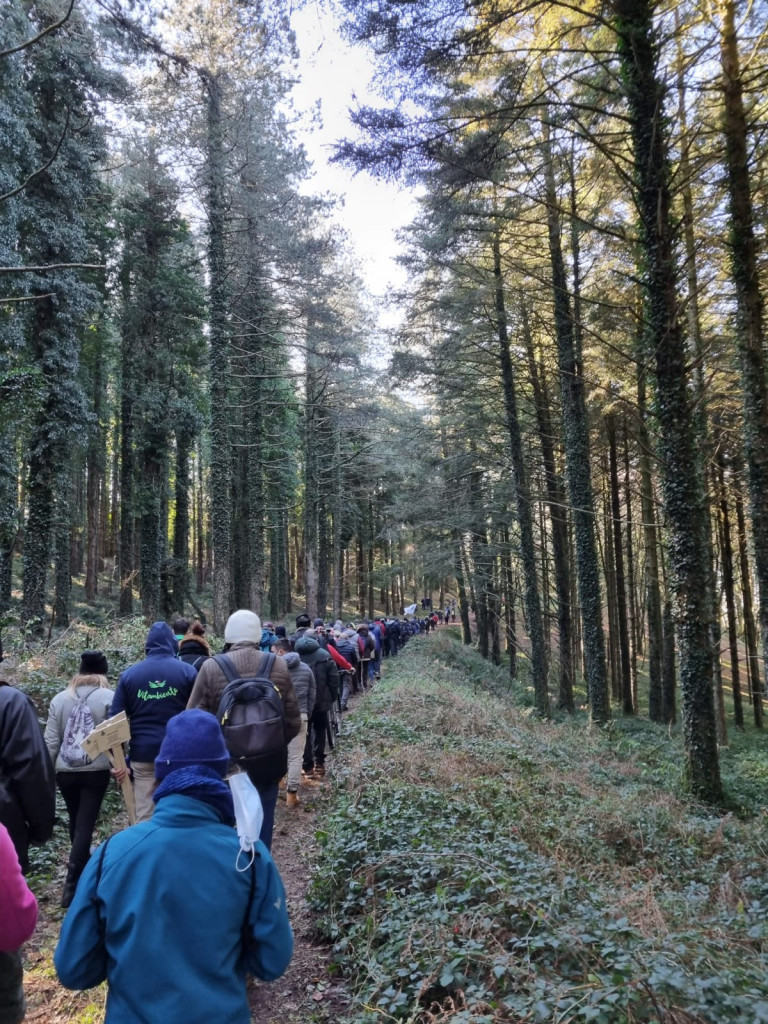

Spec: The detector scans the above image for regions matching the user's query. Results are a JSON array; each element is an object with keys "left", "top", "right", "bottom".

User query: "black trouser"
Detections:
[
  {"left": 303, "top": 708, "right": 329, "bottom": 770},
  {"left": 56, "top": 770, "right": 111, "bottom": 878}
]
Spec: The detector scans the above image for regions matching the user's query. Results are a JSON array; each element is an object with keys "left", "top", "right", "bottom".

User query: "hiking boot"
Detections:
[
  {"left": 286, "top": 791, "right": 299, "bottom": 808},
  {"left": 313, "top": 764, "right": 326, "bottom": 779},
  {"left": 61, "top": 859, "right": 79, "bottom": 909}
]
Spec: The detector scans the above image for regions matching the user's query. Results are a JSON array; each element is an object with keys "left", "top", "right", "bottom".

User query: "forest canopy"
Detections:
[{"left": 2, "top": 0, "right": 768, "bottom": 804}]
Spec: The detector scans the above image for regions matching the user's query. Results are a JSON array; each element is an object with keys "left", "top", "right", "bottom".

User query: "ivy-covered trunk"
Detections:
[
  {"left": 614, "top": 0, "right": 721, "bottom": 800},
  {"left": 607, "top": 413, "right": 633, "bottom": 714},
  {"left": 206, "top": 72, "right": 233, "bottom": 631},
  {"left": 541, "top": 120, "right": 610, "bottom": 723},
  {"left": 493, "top": 232, "right": 549, "bottom": 714},
  {"left": 172, "top": 426, "right": 193, "bottom": 613},
  {"left": 523, "top": 308, "right": 573, "bottom": 710},
  {"left": 719, "top": 0, "right": 768, "bottom": 690}
]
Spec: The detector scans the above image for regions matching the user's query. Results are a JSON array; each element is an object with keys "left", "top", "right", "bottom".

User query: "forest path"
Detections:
[{"left": 247, "top": 712, "right": 358, "bottom": 1023}]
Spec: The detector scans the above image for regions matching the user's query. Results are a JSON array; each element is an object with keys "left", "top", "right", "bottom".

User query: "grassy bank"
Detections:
[{"left": 310, "top": 632, "right": 768, "bottom": 1024}]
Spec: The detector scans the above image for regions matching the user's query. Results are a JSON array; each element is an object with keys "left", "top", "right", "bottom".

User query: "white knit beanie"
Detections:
[{"left": 224, "top": 609, "right": 262, "bottom": 644}]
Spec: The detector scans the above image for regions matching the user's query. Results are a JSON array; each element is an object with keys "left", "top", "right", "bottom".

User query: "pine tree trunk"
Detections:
[
  {"left": 614, "top": 0, "right": 721, "bottom": 799},
  {"left": 637, "top": 368, "right": 664, "bottom": 720},
  {"left": 622, "top": 421, "right": 639, "bottom": 709},
  {"left": 719, "top": 0, "right": 768, "bottom": 690},
  {"left": 453, "top": 529, "right": 472, "bottom": 645},
  {"left": 734, "top": 471, "right": 764, "bottom": 727},
  {"left": 493, "top": 233, "right": 549, "bottom": 712},
  {"left": 206, "top": 72, "right": 233, "bottom": 631},
  {"left": 0, "top": 433, "right": 17, "bottom": 614},
  {"left": 172, "top": 428, "right": 192, "bottom": 613},
  {"left": 607, "top": 413, "right": 633, "bottom": 713},
  {"left": 541, "top": 117, "right": 609, "bottom": 722},
  {"left": 716, "top": 454, "right": 744, "bottom": 728},
  {"left": 523, "top": 310, "right": 573, "bottom": 709}
]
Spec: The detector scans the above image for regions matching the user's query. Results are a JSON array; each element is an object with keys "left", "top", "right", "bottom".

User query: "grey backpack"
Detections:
[{"left": 60, "top": 689, "right": 98, "bottom": 767}]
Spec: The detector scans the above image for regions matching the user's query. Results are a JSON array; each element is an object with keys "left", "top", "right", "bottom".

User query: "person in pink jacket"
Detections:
[{"left": 0, "top": 822, "right": 38, "bottom": 1024}]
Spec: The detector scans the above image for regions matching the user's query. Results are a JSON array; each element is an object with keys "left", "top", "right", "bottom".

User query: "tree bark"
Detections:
[
  {"left": 206, "top": 72, "right": 233, "bottom": 631},
  {"left": 719, "top": 0, "right": 768, "bottom": 691},
  {"left": 541, "top": 116, "right": 609, "bottom": 722},
  {"left": 493, "top": 232, "right": 549, "bottom": 713},
  {"left": 614, "top": 0, "right": 721, "bottom": 799}
]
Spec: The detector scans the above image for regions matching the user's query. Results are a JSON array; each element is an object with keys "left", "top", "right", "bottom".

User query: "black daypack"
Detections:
[{"left": 214, "top": 653, "right": 287, "bottom": 783}]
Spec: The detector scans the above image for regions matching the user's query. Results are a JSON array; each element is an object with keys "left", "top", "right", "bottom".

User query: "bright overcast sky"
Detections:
[{"left": 289, "top": 2, "right": 417, "bottom": 303}]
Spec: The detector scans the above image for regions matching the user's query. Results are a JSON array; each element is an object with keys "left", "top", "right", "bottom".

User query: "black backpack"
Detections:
[{"left": 214, "top": 653, "right": 288, "bottom": 783}]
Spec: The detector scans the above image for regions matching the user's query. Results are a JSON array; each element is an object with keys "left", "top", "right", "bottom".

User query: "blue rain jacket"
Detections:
[{"left": 54, "top": 794, "right": 293, "bottom": 1024}]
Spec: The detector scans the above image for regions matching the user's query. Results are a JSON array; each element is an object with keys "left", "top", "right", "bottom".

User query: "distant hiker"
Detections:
[
  {"left": 356, "top": 624, "right": 376, "bottom": 687},
  {"left": 274, "top": 639, "right": 316, "bottom": 807},
  {"left": 171, "top": 617, "right": 190, "bottom": 642},
  {"left": 44, "top": 651, "right": 116, "bottom": 907},
  {"left": 295, "top": 629, "right": 339, "bottom": 780},
  {"left": 110, "top": 622, "right": 197, "bottom": 823},
  {"left": 55, "top": 709, "right": 293, "bottom": 1024},
  {"left": 178, "top": 622, "right": 211, "bottom": 672},
  {"left": 333, "top": 630, "right": 359, "bottom": 710},
  {"left": 0, "top": 679, "right": 55, "bottom": 1024},
  {"left": 187, "top": 610, "right": 300, "bottom": 850},
  {"left": 260, "top": 623, "right": 279, "bottom": 652},
  {"left": 293, "top": 612, "right": 312, "bottom": 639}
]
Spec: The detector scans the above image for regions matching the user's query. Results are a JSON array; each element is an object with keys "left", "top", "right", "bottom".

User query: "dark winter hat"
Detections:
[
  {"left": 79, "top": 650, "right": 108, "bottom": 676},
  {"left": 275, "top": 625, "right": 287, "bottom": 638},
  {"left": 295, "top": 613, "right": 311, "bottom": 628},
  {"left": 313, "top": 617, "right": 324, "bottom": 627},
  {"left": 154, "top": 709, "right": 230, "bottom": 781}
]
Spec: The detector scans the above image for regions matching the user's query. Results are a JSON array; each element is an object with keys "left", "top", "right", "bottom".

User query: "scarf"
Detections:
[{"left": 153, "top": 765, "right": 234, "bottom": 824}]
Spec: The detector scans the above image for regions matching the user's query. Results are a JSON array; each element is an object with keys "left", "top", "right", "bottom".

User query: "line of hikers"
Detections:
[{"left": 0, "top": 605, "right": 425, "bottom": 1024}]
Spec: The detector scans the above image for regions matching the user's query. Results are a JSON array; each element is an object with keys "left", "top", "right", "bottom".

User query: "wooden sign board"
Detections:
[{"left": 81, "top": 712, "right": 136, "bottom": 825}]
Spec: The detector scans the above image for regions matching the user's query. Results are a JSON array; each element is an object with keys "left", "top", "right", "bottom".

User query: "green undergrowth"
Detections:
[{"left": 311, "top": 634, "right": 768, "bottom": 1024}]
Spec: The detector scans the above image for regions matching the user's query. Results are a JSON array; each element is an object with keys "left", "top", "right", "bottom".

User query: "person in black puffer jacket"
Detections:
[{"left": 293, "top": 631, "right": 339, "bottom": 779}]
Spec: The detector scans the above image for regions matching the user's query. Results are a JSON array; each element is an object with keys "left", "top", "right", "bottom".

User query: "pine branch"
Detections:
[
  {"left": 0, "top": 0, "right": 77, "bottom": 58},
  {"left": 0, "top": 109, "right": 71, "bottom": 205},
  {"left": 0, "top": 263, "right": 105, "bottom": 274}
]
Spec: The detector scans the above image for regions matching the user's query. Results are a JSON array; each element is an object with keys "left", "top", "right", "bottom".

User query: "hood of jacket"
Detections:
[
  {"left": 294, "top": 635, "right": 320, "bottom": 655},
  {"left": 282, "top": 652, "right": 301, "bottom": 671},
  {"left": 179, "top": 635, "right": 211, "bottom": 657},
  {"left": 145, "top": 622, "right": 178, "bottom": 658}
]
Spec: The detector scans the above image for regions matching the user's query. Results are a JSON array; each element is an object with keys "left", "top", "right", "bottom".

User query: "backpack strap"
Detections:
[
  {"left": 258, "top": 652, "right": 276, "bottom": 682},
  {"left": 212, "top": 654, "right": 240, "bottom": 684},
  {"left": 214, "top": 652, "right": 276, "bottom": 683}
]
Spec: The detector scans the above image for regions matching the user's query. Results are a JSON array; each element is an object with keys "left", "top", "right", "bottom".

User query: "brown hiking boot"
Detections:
[
  {"left": 286, "top": 791, "right": 299, "bottom": 808},
  {"left": 313, "top": 764, "right": 326, "bottom": 779}
]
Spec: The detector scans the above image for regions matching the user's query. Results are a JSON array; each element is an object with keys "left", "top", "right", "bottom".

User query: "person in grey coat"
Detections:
[
  {"left": 274, "top": 640, "right": 316, "bottom": 806},
  {"left": 294, "top": 631, "right": 339, "bottom": 779}
]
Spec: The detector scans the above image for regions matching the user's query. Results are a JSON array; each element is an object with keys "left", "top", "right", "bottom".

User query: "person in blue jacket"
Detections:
[
  {"left": 54, "top": 709, "right": 293, "bottom": 1024},
  {"left": 109, "top": 622, "right": 197, "bottom": 822}
]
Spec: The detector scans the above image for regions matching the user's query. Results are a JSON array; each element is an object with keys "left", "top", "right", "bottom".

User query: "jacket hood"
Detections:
[
  {"left": 146, "top": 622, "right": 178, "bottom": 657},
  {"left": 282, "top": 652, "right": 301, "bottom": 670},
  {"left": 180, "top": 635, "right": 211, "bottom": 656},
  {"left": 294, "top": 635, "right": 320, "bottom": 654}
]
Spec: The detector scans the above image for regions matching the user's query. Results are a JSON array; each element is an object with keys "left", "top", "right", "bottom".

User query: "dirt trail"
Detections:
[{"left": 247, "top": 770, "right": 350, "bottom": 1023}]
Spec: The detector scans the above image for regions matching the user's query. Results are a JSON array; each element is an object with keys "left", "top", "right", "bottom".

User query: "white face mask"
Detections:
[{"left": 228, "top": 772, "right": 264, "bottom": 870}]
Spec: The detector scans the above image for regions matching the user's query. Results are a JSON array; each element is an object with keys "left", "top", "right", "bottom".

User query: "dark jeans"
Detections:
[
  {"left": 255, "top": 780, "right": 278, "bottom": 852},
  {"left": 302, "top": 709, "right": 329, "bottom": 771},
  {"left": 56, "top": 770, "right": 111, "bottom": 879}
]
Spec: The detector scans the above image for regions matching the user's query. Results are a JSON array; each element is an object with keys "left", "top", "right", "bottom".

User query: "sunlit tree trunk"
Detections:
[{"left": 614, "top": 0, "right": 721, "bottom": 799}]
